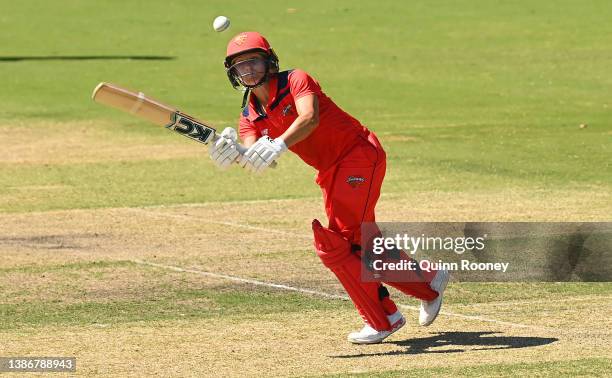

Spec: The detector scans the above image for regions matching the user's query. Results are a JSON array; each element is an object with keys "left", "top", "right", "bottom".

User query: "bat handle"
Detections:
[{"left": 213, "top": 133, "right": 278, "bottom": 169}]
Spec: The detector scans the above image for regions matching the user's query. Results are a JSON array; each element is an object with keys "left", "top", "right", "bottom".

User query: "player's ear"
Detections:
[{"left": 268, "top": 49, "right": 279, "bottom": 72}]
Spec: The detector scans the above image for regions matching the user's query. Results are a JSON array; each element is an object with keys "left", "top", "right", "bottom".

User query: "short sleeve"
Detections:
[
  {"left": 289, "top": 69, "right": 321, "bottom": 101},
  {"left": 238, "top": 114, "right": 260, "bottom": 140}
]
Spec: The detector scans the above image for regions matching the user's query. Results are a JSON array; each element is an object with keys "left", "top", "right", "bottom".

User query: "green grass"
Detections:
[
  {"left": 320, "top": 358, "right": 612, "bottom": 377},
  {"left": 0, "top": 261, "right": 346, "bottom": 329},
  {"left": 0, "top": 155, "right": 318, "bottom": 212},
  {"left": 1, "top": 0, "right": 610, "bottom": 213},
  {"left": 0, "top": 289, "right": 346, "bottom": 329}
]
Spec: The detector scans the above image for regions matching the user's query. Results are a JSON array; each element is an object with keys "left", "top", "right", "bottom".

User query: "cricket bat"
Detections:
[
  {"left": 92, "top": 82, "right": 219, "bottom": 145},
  {"left": 92, "top": 82, "right": 274, "bottom": 166}
]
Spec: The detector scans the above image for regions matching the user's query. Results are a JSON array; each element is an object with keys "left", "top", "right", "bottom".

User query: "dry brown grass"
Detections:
[
  {"left": 0, "top": 121, "right": 206, "bottom": 165},
  {"left": 1, "top": 188, "right": 610, "bottom": 284}
]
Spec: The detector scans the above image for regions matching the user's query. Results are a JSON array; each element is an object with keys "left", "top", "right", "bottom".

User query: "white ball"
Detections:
[{"left": 213, "top": 16, "right": 230, "bottom": 32}]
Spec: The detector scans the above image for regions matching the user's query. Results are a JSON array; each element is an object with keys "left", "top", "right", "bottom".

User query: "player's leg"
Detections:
[
  {"left": 365, "top": 134, "right": 449, "bottom": 325},
  {"left": 321, "top": 133, "right": 448, "bottom": 326},
  {"left": 313, "top": 218, "right": 406, "bottom": 344},
  {"left": 325, "top": 134, "right": 440, "bottom": 296},
  {"left": 314, "top": 135, "right": 404, "bottom": 344},
  {"left": 313, "top": 219, "right": 405, "bottom": 344}
]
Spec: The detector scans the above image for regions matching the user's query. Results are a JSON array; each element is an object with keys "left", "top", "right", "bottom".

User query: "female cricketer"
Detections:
[{"left": 209, "top": 32, "right": 449, "bottom": 344}]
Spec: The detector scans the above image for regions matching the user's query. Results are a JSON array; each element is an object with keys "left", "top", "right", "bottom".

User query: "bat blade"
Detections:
[
  {"left": 91, "top": 82, "right": 216, "bottom": 145},
  {"left": 91, "top": 82, "right": 277, "bottom": 167}
]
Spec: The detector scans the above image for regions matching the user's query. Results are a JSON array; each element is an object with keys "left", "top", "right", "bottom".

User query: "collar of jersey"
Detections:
[{"left": 244, "top": 74, "right": 279, "bottom": 121}]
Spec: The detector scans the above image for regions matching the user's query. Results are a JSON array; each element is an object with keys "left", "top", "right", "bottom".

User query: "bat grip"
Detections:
[{"left": 213, "top": 133, "right": 278, "bottom": 169}]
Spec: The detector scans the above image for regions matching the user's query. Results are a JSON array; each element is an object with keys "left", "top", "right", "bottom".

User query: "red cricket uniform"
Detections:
[
  {"left": 239, "top": 69, "right": 381, "bottom": 243},
  {"left": 239, "top": 69, "right": 438, "bottom": 330}
]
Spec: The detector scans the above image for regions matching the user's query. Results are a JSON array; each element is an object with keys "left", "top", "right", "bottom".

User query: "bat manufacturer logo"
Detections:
[
  {"left": 233, "top": 33, "right": 248, "bottom": 45},
  {"left": 167, "top": 113, "right": 215, "bottom": 144},
  {"left": 347, "top": 175, "right": 366, "bottom": 188}
]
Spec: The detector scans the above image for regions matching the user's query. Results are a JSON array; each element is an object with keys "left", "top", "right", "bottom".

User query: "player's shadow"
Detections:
[
  {"left": 331, "top": 331, "right": 558, "bottom": 358},
  {"left": 0, "top": 55, "right": 175, "bottom": 62}
]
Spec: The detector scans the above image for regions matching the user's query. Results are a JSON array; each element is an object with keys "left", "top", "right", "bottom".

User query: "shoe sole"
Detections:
[
  {"left": 348, "top": 317, "right": 406, "bottom": 345},
  {"left": 420, "top": 270, "right": 450, "bottom": 326}
]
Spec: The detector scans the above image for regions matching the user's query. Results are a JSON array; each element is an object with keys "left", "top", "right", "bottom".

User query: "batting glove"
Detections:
[
  {"left": 208, "top": 127, "right": 244, "bottom": 170},
  {"left": 240, "top": 136, "right": 287, "bottom": 174}
]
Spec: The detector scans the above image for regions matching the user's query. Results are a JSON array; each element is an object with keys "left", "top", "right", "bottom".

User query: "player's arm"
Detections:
[
  {"left": 239, "top": 95, "right": 319, "bottom": 174},
  {"left": 277, "top": 94, "right": 319, "bottom": 147}
]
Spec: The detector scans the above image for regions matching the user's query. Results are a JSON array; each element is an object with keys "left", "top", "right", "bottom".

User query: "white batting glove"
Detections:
[
  {"left": 240, "top": 136, "right": 287, "bottom": 174},
  {"left": 208, "top": 127, "right": 243, "bottom": 170}
]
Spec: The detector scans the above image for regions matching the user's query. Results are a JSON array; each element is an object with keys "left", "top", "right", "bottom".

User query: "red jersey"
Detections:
[{"left": 238, "top": 69, "right": 370, "bottom": 171}]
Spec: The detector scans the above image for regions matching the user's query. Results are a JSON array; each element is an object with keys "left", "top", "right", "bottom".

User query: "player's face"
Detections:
[{"left": 230, "top": 52, "right": 267, "bottom": 87}]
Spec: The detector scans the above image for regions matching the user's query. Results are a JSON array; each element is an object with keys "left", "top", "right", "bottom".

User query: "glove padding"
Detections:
[
  {"left": 240, "top": 136, "right": 287, "bottom": 174},
  {"left": 209, "top": 127, "right": 244, "bottom": 170}
]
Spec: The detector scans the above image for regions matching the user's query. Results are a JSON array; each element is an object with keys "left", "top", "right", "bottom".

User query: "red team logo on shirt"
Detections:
[
  {"left": 347, "top": 175, "right": 366, "bottom": 188},
  {"left": 282, "top": 104, "right": 295, "bottom": 117}
]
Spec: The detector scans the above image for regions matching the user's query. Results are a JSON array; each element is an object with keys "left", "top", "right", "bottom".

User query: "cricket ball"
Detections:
[{"left": 213, "top": 16, "right": 230, "bottom": 32}]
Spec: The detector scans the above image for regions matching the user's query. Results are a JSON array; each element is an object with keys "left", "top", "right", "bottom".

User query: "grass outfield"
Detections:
[
  {"left": 1, "top": 0, "right": 611, "bottom": 376},
  {"left": 1, "top": 0, "right": 610, "bottom": 212}
]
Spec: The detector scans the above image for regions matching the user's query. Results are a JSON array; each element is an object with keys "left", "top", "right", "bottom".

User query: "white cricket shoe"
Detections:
[
  {"left": 419, "top": 269, "right": 450, "bottom": 326},
  {"left": 347, "top": 310, "right": 405, "bottom": 344}
]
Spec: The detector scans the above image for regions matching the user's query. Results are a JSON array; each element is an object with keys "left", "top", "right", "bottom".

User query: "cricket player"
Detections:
[{"left": 209, "top": 32, "right": 449, "bottom": 344}]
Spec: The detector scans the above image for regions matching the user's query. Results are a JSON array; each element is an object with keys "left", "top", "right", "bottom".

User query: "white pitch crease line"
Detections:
[
  {"left": 127, "top": 208, "right": 312, "bottom": 240},
  {"left": 133, "top": 259, "right": 347, "bottom": 300},
  {"left": 133, "top": 259, "right": 544, "bottom": 330},
  {"left": 449, "top": 295, "right": 612, "bottom": 308},
  {"left": 392, "top": 304, "right": 533, "bottom": 328},
  {"left": 127, "top": 192, "right": 397, "bottom": 211},
  {"left": 434, "top": 310, "right": 534, "bottom": 329},
  {"left": 128, "top": 208, "right": 558, "bottom": 331},
  {"left": 137, "top": 196, "right": 322, "bottom": 209}
]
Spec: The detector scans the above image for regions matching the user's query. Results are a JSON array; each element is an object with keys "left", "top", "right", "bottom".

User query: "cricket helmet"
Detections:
[{"left": 224, "top": 31, "right": 279, "bottom": 91}]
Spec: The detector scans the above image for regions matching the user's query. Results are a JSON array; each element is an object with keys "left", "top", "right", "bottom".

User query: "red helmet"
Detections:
[
  {"left": 224, "top": 32, "right": 279, "bottom": 92},
  {"left": 225, "top": 32, "right": 274, "bottom": 65}
]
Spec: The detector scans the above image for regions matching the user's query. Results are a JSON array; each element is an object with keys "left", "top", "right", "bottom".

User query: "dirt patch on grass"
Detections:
[
  {"left": 0, "top": 233, "right": 99, "bottom": 250},
  {"left": 0, "top": 261, "right": 230, "bottom": 305},
  {"left": 0, "top": 120, "right": 205, "bottom": 165},
  {"left": 1, "top": 188, "right": 610, "bottom": 287}
]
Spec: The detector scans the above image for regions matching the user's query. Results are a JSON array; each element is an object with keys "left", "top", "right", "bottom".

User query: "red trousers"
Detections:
[
  {"left": 315, "top": 132, "right": 385, "bottom": 245},
  {"left": 315, "top": 132, "right": 438, "bottom": 307}
]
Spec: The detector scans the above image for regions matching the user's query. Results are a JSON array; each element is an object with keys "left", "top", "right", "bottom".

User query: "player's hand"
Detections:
[
  {"left": 240, "top": 136, "right": 287, "bottom": 174},
  {"left": 209, "top": 127, "right": 242, "bottom": 170}
]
